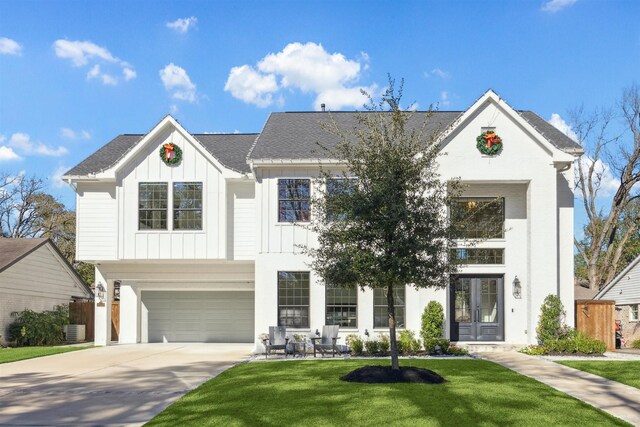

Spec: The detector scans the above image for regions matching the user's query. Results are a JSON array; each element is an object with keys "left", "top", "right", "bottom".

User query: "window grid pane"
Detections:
[
  {"left": 173, "top": 182, "right": 203, "bottom": 230},
  {"left": 373, "top": 287, "right": 405, "bottom": 328},
  {"left": 139, "top": 183, "right": 167, "bottom": 230},
  {"left": 326, "top": 286, "right": 357, "bottom": 327},
  {"left": 451, "top": 248, "right": 505, "bottom": 265},
  {"left": 278, "top": 272, "right": 310, "bottom": 328},
  {"left": 451, "top": 198, "right": 504, "bottom": 239},
  {"left": 278, "top": 179, "right": 311, "bottom": 222}
]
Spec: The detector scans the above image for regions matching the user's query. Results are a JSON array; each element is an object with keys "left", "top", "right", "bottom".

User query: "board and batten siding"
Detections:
[
  {"left": 76, "top": 182, "right": 117, "bottom": 261},
  {"left": 118, "top": 128, "right": 227, "bottom": 260},
  {"left": 227, "top": 181, "right": 256, "bottom": 260},
  {"left": 601, "top": 262, "right": 640, "bottom": 305}
]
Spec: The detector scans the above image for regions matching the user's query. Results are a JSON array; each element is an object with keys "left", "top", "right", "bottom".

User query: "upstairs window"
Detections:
[
  {"left": 450, "top": 198, "right": 504, "bottom": 239},
  {"left": 451, "top": 248, "right": 505, "bottom": 265},
  {"left": 139, "top": 183, "right": 168, "bottom": 230},
  {"left": 326, "top": 178, "right": 356, "bottom": 221},
  {"left": 278, "top": 179, "right": 310, "bottom": 222},
  {"left": 173, "top": 182, "right": 203, "bottom": 230}
]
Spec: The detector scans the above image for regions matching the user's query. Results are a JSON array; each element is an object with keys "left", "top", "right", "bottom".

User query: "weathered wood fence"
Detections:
[
  {"left": 111, "top": 301, "right": 120, "bottom": 342},
  {"left": 69, "top": 301, "right": 120, "bottom": 342},
  {"left": 575, "top": 300, "right": 615, "bottom": 351}
]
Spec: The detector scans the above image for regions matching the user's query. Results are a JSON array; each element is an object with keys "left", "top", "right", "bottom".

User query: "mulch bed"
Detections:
[{"left": 341, "top": 365, "right": 446, "bottom": 384}]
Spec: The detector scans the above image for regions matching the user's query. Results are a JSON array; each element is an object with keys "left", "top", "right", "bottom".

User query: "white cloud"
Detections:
[
  {"left": 576, "top": 156, "right": 619, "bottom": 198},
  {"left": 426, "top": 68, "right": 450, "bottom": 79},
  {"left": 8, "top": 132, "right": 68, "bottom": 157},
  {"left": 50, "top": 165, "right": 70, "bottom": 189},
  {"left": 541, "top": 0, "right": 577, "bottom": 13},
  {"left": 314, "top": 85, "right": 374, "bottom": 111},
  {"left": 53, "top": 39, "right": 136, "bottom": 85},
  {"left": 166, "top": 16, "right": 198, "bottom": 33},
  {"left": 61, "top": 127, "right": 91, "bottom": 140},
  {"left": 160, "top": 63, "right": 197, "bottom": 103},
  {"left": 170, "top": 104, "right": 179, "bottom": 114},
  {"left": 440, "top": 91, "right": 451, "bottom": 107},
  {"left": 224, "top": 65, "right": 278, "bottom": 108},
  {"left": 225, "top": 42, "right": 372, "bottom": 110},
  {"left": 548, "top": 113, "right": 579, "bottom": 142},
  {"left": 0, "top": 37, "right": 22, "bottom": 55},
  {"left": 0, "top": 146, "right": 20, "bottom": 161}
]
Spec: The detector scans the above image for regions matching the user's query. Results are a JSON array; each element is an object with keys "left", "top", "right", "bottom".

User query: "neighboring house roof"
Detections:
[
  {"left": 248, "top": 110, "right": 582, "bottom": 161},
  {"left": 0, "top": 238, "right": 93, "bottom": 297},
  {"left": 574, "top": 284, "right": 598, "bottom": 300},
  {"left": 65, "top": 133, "right": 258, "bottom": 176},
  {"left": 594, "top": 254, "right": 640, "bottom": 302}
]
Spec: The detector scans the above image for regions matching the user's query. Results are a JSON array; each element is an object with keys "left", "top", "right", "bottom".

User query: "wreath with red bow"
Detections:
[
  {"left": 476, "top": 130, "right": 503, "bottom": 156},
  {"left": 159, "top": 143, "right": 182, "bottom": 165}
]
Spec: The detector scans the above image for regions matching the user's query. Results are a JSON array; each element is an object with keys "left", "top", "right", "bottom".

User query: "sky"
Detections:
[{"left": 1, "top": 0, "right": 639, "bottom": 235}]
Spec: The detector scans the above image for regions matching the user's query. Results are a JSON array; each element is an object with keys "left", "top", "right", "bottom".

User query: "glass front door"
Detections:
[{"left": 450, "top": 277, "right": 504, "bottom": 341}]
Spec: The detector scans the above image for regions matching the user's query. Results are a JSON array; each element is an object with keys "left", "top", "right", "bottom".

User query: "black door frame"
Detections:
[{"left": 449, "top": 275, "right": 505, "bottom": 342}]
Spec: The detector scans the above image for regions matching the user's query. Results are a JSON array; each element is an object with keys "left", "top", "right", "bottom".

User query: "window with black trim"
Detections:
[
  {"left": 326, "top": 285, "right": 357, "bottom": 327},
  {"left": 326, "top": 178, "right": 356, "bottom": 221},
  {"left": 278, "top": 179, "right": 310, "bottom": 222},
  {"left": 450, "top": 197, "right": 504, "bottom": 239},
  {"left": 374, "top": 287, "right": 405, "bottom": 328},
  {"left": 278, "top": 272, "right": 310, "bottom": 328},
  {"left": 451, "top": 248, "right": 505, "bottom": 264},
  {"left": 173, "top": 182, "right": 203, "bottom": 230},
  {"left": 139, "top": 182, "right": 168, "bottom": 230}
]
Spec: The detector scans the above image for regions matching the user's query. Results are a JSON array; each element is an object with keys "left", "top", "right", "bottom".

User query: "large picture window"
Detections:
[
  {"left": 326, "top": 285, "right": 357, "bottom": 327},
  {"left": 278, "top": 272, "right": 310, "bottom": 328},
  {"left": 278, "top": 179, "right": 310, "bottom": 222},
  {"left": 139, "top": 183, "right": 168, "bottom": 230},
  {"left": 450, "top": 198, "right": 504, "bottom": 239},
  {"left": 173, "top": 182, "right": 203, "bottom": 230},
  {"left": 374, "top": 286, "right": 405, "bottom": 328}
]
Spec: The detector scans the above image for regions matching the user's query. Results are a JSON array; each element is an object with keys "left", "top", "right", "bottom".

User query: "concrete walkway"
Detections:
[
  {"left": 479, "top": 351, "right": 640, "bottom": 426},
  {"left": 0, "top": 343, "right": 252, "bottom": 426}
]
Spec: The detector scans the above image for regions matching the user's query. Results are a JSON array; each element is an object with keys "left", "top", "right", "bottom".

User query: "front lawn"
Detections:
[
  {"left": 0, "top": 346, "right": 91, "bottom": 364},
  {"left": 146, "top": 359, "right": 627, "bottom": 426},
  {"left": 558, "top": 360, "right": 640, "bottom": 389}
]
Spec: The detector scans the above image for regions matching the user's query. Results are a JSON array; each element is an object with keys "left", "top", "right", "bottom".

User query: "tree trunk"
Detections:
[{"left": 386, "top": 284, "right": 400, "bottom": 370}]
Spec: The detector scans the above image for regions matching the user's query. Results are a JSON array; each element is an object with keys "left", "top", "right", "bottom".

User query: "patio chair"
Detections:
[
  {"left": 311, "top": 325, "right": 350, "bottom": 357},
  {"left": 263, "top": 326, "right": 289, "bottom": 359}
]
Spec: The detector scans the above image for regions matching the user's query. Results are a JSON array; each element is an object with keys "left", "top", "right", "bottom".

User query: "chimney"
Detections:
[{"left": 321, "top": 103, "right": 326, "bottom": 112}]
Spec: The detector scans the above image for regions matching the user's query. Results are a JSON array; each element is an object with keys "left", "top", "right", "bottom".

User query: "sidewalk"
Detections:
[{"left": 479, "top": 352, "right": 640, "bottom": 426}]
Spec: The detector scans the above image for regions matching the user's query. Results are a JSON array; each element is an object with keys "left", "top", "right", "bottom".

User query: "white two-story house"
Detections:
[{"left": 63, "top": 90, "right": 582, "bottom": 348}]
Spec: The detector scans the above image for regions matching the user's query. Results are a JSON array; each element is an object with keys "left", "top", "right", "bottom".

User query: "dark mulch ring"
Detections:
[{"left": 341, "top": 365, "right": 446, "bottom": 384}]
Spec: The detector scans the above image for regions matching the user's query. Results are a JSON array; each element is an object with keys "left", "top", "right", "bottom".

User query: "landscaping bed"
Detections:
[
  {"left": 0, "top": 346, "right": 91, "bottom": 364},
  {"left": 145, "top": 359, "right": 628, "bottom": 426}
]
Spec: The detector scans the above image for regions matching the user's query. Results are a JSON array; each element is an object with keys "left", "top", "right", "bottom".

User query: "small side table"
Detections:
[{"left": 289, "top": 341, "right": 306, "bottom": 358}]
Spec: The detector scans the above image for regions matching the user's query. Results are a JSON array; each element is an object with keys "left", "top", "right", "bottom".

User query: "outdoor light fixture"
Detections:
[
  {"left": 364, "top": 329, "right": 370, "bottom": 337},
  {"left": 512, "top": 276, "right": 522, "bottom": 299},
  {"left": 315, "top": 329, "right": 320, "bottom": 336}
]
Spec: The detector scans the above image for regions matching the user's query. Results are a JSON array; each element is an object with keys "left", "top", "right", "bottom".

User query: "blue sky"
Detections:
[{"left": 1, "top": 0, "right": 639, "bottom": 227}]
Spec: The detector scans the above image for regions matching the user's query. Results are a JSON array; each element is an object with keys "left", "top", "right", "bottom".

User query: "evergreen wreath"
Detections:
[
  {"left": 476, "top": 130, "right": 503, "bottom": 156},
  {"left": 159, "top": 143, "right": 182, "bottom": 165}
]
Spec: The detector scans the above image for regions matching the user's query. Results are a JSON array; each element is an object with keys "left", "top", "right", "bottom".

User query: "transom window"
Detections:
[
  {"left": 173, "top": 182, "right": 203, "bottom": 230},
  {"left": 450, "top": 198, "right": 504, "bottom": 239},
  {"left": 631, "top": 304, "right": 639, "bottom": 321},
  {"left": 374, "top": 287, "right": 405, "bottom": 328},
  {"left": 278, "top": 179, "right": 310, "bottom": 222},
  {"left": 278, "top": 272, "right": 310, "bottom": 328},
  {"left": 139, "top": 183, "right": 168, "bottom": 230},
  {"left": 326, "top": 285, "right": 358, "bottom": 327},
  {"left": 451, "top": 248, "right": 505, "bottom": 265}
]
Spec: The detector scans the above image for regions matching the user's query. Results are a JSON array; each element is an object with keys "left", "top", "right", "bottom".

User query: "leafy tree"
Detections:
[{"left": 306, "top": 79, "right": 463, "bottom": 370}]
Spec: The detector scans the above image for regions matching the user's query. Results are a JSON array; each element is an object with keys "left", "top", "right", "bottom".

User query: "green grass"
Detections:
[
  {"left": 0, "top": 346, "right": 91, "bottom": 364},
  {"left": 146, "top": 359, "right": 628, "bottom": 427},
  {"left": 559, "top": 360, "right": 640, "bottom": 389}
]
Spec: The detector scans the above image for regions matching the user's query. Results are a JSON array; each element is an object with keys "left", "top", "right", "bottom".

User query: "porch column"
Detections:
[
  {"left": 94, "top": 266, "right": 112, "bottom": 346},
  {"left": 118, "top": 282, "right": 140, "bottom": 344}
]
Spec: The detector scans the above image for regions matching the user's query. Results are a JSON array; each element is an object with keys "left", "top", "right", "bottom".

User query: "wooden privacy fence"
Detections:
[
  {"left": 69, "top": 301, "right": 120, "bottom": 342},
  {"left": 575, "top": 300, "right": 615, "bottom": 351}
]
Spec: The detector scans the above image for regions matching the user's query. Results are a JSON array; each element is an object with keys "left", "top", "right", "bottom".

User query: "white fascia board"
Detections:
[{"left": 249, "top": 158, "right": 343, "bottom": 167}]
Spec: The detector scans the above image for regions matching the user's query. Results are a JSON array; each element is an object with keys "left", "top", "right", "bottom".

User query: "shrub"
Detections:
[
  {"left": 519, "top": 345, "right": 549, "bottom": 356},
  {"left": 8, "top": 305, "right": 69, "bottom": 347},
  {"left": 398, "top": 330, "right": 422, "bottom": 355},
  {"left": 545, "top": 332, "right": 606, "bottom": 355},
  {"left": 421, "top": 301, "right": 445, "bottom": 344},
  {"left": 364, "top": 339, "right": 381, "bottom": 355},
  {"left": 446, "top": 345, "right": 469, "bottom": 356},
  {"left": 424, "top": 338, "right": 450, "bottom": 355},
  {"left": 346, "top": 334, "right": 364, "bottom": 356},
  {"left": 536, "top": 295, "right": 566, "bottom": 344},
  {"left": 632, "top": 339, "right": 640, "bottom": 350},
  {"left": 378, "top": 334, "right": 390, "bottom": 354}
]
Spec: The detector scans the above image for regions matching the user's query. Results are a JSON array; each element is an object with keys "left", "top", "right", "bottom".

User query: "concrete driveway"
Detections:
[{"left": 0, "top": 343, "right": 252, "bottom": 426}]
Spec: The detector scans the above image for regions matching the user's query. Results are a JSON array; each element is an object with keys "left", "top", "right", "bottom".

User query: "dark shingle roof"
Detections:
[
  {"left": 65, "top": 133, "right": 257, "bottom": 176},
  {"left": 518, "top": 111, "right": 583, "bottom": 152},
  {"left": 248, "top": 111, "right": 462, "bottom": 160}
]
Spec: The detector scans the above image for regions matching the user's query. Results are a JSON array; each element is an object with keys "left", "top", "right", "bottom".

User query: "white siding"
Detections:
[
  {"left": 77, "top": 182, "right": 117, "bottom": 261},
  {"left": 227, "top": 181, "right": 256, "bottom": 260}
]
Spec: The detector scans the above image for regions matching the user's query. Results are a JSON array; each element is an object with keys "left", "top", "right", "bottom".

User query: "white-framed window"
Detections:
[
  {"left": 173, "top": 182, "right": 203, "bottom": 230},
  {"left": 631, "top": 304, "right": 639, "bottom": 321},
  {"left": 139, "top": 182, "right": 168, "bottom": 230},
  {"left": 138, "top": 181, "right": 203, "bottom": 231}
]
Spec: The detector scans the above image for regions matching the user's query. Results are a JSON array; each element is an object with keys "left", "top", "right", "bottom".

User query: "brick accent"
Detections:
[
  {"left": 0, "top": 292, "right": 70, "bottom": 345},
  {"left": 616, "top": 304, "right": 640, "bottom": 347}
]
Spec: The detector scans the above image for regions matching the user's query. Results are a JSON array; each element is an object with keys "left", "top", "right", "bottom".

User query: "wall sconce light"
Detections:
[
  {"left": 512, "top": 276, "right": 522, "bottom": 299},
  {"left": 96, "top": 282, "right": 106, "bottom": 304},
  {"left": 364, "top": 329, "right": 370, "bottom": 337}
]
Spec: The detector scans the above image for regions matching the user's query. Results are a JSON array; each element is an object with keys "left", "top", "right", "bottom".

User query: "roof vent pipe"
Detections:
[{"left": 321, "top": 103, "right": 326, "bottom": 112}]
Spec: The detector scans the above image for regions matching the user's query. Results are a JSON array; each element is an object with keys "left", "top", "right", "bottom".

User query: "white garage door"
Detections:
[{"left": 142, "top": 291, "right": 254, "bottom": 343}]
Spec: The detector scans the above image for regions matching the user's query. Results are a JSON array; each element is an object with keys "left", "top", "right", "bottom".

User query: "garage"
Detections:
[{"left": 142, "top": 291, "right": 254, "bottom": 343}]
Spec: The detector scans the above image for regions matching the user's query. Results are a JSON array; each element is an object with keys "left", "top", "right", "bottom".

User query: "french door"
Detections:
[{"left": 450, "top": 276, "right": 504, "bottom": 341}]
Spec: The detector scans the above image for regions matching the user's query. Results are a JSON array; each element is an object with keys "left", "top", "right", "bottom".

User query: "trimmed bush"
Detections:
[
  {"left": 536, "top": 294, "right": 567, "bottom": 344},
  {"left": 378, "top": 334, "right": 390, "bottom": 354},
  {"left": 424, "top": 338, "right": 450, "bottom": 355},
  {"left": 545, "top": 332, "right": 607, "bottom": 355},
  {"left": 519, "top": 345, "right": 549, "bottom": 356},
  {"left": 421, "top": 301, "right": 445, "bottom": 344},
  {"left": 346, "top": 334, "right": 364, "bottom": 356},
  {"left": 398, "top": 330, "right": 422, "bottom": 355},
  {"left": 8, "top": 305, "right": 69, "bottom": 347},
  {"left": 364, "top": 339, "right": 381, "bottom": 355},
  {"left": 446, "top": 345, "right": 469, "bottom": 356},
  {"left": 632, "top": 339, "right": 640, "bottom": 350}
]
